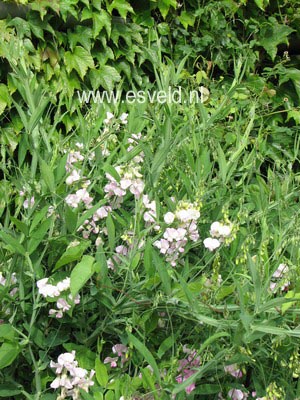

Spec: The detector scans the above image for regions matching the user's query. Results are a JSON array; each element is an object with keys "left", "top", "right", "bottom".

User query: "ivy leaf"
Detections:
[
  {"left": 258, "top": 18, "right": 294, "bottom": 60},
  {"left": 89, "top": 65, "right": 121, "bottom": 91},
  {"left": 178, "top": 11, "right": 195, "bottom": 29},
  {"left": 107, "top": 0, "right": 134, "bottom": 20},
  {"left": 64, "top": 46, "right": 94, "bottom": 79},
  {"left": 68, "top": 27, "right": 93, "bottom": 52},
  {"left": 254, "top": 0, "right": 269, "bottom": 10},
  {"left": 93, "top": 10, "right": 111, "bottom": 38},
  {"left": 157, "top": 0, "right": 177, "bottom": 19}
]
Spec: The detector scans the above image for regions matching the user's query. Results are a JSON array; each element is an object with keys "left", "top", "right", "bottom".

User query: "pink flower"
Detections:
[
  {"left": 23, "top": 196, "right": 35, "bottom": 209},
  {"left": 224, "top": 364, "right": 243, "bottom": 378},
  {"left": 228, "top": 389, "right": 248, "bottom": 400},
  {"left": 103, "top": 357, "right": 118, "bottom": 368}
]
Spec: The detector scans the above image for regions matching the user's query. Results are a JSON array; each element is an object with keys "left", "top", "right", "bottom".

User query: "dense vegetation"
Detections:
[{"left": 0, "top": 0, "right": 300, "bottom": 399}]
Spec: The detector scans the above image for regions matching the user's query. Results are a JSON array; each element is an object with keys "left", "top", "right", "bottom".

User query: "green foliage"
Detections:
[{"left": 0, "top": 0, "right": 300, "bottom": 399}]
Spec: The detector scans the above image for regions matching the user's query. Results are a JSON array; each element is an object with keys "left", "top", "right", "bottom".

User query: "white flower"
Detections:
[
  {"left": 115, "top": 245, "right": 128, "bottom": 256},
  {"left": 175, "top": 208, "right": 200, "bottom": 223},
  {"left": 199, "top": 86, "right": 210, "bottom": 103},
  {"left": 203, "top": 237, "right": 221, "bottom": 251},
  {"left": 210, "top": 221, "right": 222, "bottom": 237},
  {"left": 154, "top": 239, "right": 170, "bottom": 254},
  {"left": 228, "top": 388, "right": 247, "bottom": 400},
  {"left": 66, "top": 169, "right": 81, "bottom": 185},
  {"left": 164, "top": 212, "right": 175, "bottom": 224},
  {"left": 94, "top": 206, "right": 111, "bottom": 220},
  {"left": 56, "top": 277, "right": 70, "bottom": 292},
  {"left": 164, "top": 227, "right": 187, "bottom": 242},
  {"left": 144, "top": 211, "right": 156, "bottom": 223},
  {"left": 50, "top": 377, "right": 61, "bottom": 389},
  {"left": 210, "top": 221, "right": 232, "bottom": 239},
  {"left": 95, "top": 237, "right": 103, "bottom": 247},
  {"left": 104, "top": 111, "right": 114, "bottom": 124},
  {"left": 218, "top": 224, "right": 232, "bottom": 237},
  {"left": 119, "top": 113, "right": 128, "bottom": 124},
  {"left": 120, "top": 178, "right": 132, "bottom": 190},
  {"left": 0, "top": 272, "right": 7, "bottom": 286},
  {"left": 37, "top": 279, "right": 60, "bottom": 298},
  {"left": 57, "top": 298, "right": 71, "bottom": 312},
  {"left": 129, "top": 179, "right": 144, "bottom": 197},
  {"left": 272, "top": 263, "right": 288, "bottom": 279}
]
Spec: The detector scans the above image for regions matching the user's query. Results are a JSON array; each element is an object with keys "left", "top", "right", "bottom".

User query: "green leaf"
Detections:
[
  {"left": 193, "top": 384, "right": 221, "bottom": 395},
  {"left": 107, "top": 0, "right": 134, "bottom": 19},
  {"left": 30, "top": 206, "right": 49, "bottom": 233},
  {"left": 63, "top": 343, "right": 95, "bottom": 369},
  {"left": 0, "top": 84, "right": 11, "bottom": 115},
  {"left": 54, "top": 241, "right": 90, "bottom": 271},
  {"left": 157, "top": 336, "right": 174, "bottom": 359},
  {"left": 0, "top": 342, "right": 19, "bottom": 369},
  {"left": 0, "top": 231, "right": 26, "bottom": 256},
  {"left": 144, "top": 239, "right": 155, "bottom": 277},
  {"left": 128, "top": 333, "right": 161, "bottom": 383},
  {"left": 258, "top": 18, "right": 294, "bottom": 60},
  {"left": 27, "top": 218, "right": 52, "bottom": 255},
  {"left": 157, "top": 0, "right": 177, "bottom": 19},
  {"left": 0, "top": 325, "right": 15, "bottom": 342},
  {"left": 70, "top": 255, "right": 95, "bottom": 297},
  {"left": 90, "top": 65, "right": 121, "bottom": 91},
  {"left": 10, "top": 217, "right": 29, "bottom": 236},
  {"left": 198, "top": 332, "right": 230, "bottom": 354},
  {"left": 106, "top": 214, "right": 115, "bottom": 252},
  {"left": 95, "top": 358, "right": 108, "bottom": 387},
  {"left": 64, "top": 46, "right": 94, "bottom": 79},
  {"left": 215, "top": 285, "right": 235, "bottom": 301},
  {"left": 0, "top": 383, "right": 22, "bottom": 397},
  {"left": 216, "top": 143, "right": 227, "bottom": 183},
  {"left": 254, "top": 0, "right": 269, "bottom": 10},
  {"left": 153, "top": 250, "right": 171, "bottom": 295},
  {"left": 282, "top": 291, "right": 300, "bottom": 314},
  {"left": 178, "top": 11, "right": 195, "bottom": 29},
  {"left": 252, "top": 325, "right": 300, "bottom": 337},
  {"left": 93, "top": 11, "right": 111, "bottom": 38}
]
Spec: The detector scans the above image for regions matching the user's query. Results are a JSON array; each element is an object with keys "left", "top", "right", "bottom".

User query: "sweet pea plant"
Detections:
[{"left": 1, "top": 1, "right": 300, "bottom": 399}]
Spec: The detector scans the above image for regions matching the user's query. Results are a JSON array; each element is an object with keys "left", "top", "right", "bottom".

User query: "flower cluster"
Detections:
[
  {"left": 142, "top": 195, "right": 159, "bottom": 228},
  {"left": 97, "top": 112, "right": 128, "bottom": 157},
  {"left": 65, "top": 143, "right": 93, "bottom": 209},
  {"left": 154, "top": 202, "right": 200, "bottom": 266},
  {"left": 104, "top": 344, "right": 129, "bottom": 368},
  {"left": 224, "top": 363, "right": 243, "bottom": 378},
  {"left": 104, "top": 133, "right": 145, "bottom": 205},
  {"left": 218, "top": 388, "right": 266, "bottom": 400},
  {"left": 176, "top": 345, "right": 201, "bottom": 394},
  {"left": 77, "top": 206, "right": 112, "bottom": 240},
  {"left": 269, "top": 263, "right": 289, "bottom": 293},
  {"left": 0, "top": 272, "right": 18, "bottom": 297},
  {"left": 37, "top": 277, "right": 80, "bottom": 319},
  {"left": 103, "top": 111, "right": 128, "bottom": 132},
  {"left": 50, "top": 351, "right": 95, "bottom": 399},
  {"left": 104, "top": 164, "right": 144, "bottom": 202},
  {"left": 20, "top": 187, "right": 35, "bottom": 209},
  {"left": 203, "top": 221, "right": 233, "bottom": 251},
  {"left": 228, "top": 389, "right": 249, "bottom": 400}
]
